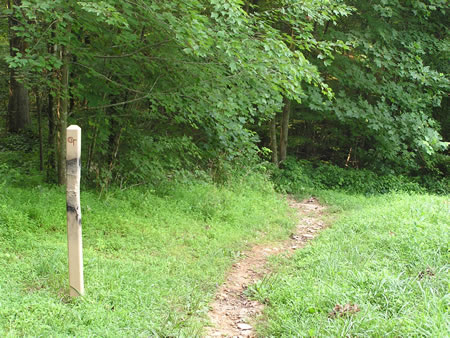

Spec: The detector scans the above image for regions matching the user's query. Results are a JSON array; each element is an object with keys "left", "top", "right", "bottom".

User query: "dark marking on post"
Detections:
[
  {"left": 67, "top": 158, "right": 79, "bottom": 169},
  {"left": 67, "top": 158, "right": 80, "bottom": 176},
  {"left": 67, "top": 203, "right": 77, "bottom": 213},
  {"left": 67, "top": 203, "right": 82, "bottom": 225}
]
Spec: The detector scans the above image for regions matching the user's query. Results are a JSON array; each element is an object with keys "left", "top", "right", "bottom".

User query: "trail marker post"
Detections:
[{"left": 66, "top": 125, "right": 84, "bottom": 297}]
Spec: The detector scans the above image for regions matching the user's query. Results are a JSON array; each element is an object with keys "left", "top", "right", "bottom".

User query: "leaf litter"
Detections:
[{"left": 328, "top": 303, "right": 361, "bottom": 319}]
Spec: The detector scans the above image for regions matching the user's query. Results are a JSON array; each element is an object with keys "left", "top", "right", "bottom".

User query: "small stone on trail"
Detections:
[
  {"left": 237, "top": 323, "right": 252, "bottom": 330},
  {"left": 302, "top": 234, "right": 314, "bottom": 239}
]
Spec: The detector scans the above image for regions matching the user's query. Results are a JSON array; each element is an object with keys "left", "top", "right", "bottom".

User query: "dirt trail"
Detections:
[{"left": 205, "top": 196, "right": 327, "bottom": 338}]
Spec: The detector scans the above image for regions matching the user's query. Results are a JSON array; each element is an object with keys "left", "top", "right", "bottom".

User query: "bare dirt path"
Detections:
[{"left": 205, "top": 196, "right": 327, "bottom": 337}]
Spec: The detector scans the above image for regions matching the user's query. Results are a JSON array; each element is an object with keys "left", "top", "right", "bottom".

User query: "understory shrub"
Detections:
[{"left": 272, "top": 158, "right": 448, "bottom": 195}]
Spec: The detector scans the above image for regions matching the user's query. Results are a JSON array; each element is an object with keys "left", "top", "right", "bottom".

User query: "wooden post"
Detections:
[{"left": 66, "top": 125, "right": 84, "bottom": 297}]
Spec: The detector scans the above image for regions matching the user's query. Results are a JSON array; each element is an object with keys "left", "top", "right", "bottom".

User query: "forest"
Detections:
[{"left": 0, "top": 0, "right": 449, "bottom": 336}]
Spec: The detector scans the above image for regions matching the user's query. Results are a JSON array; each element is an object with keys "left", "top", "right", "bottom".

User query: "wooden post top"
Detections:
[
  {"left": 67, "top": 125, "right": 81, "bottom": 157},
  {"left": 67, "top": 124, "right": 81, "bottom": 130}
]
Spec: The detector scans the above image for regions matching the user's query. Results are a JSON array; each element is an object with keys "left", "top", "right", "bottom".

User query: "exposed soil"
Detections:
[{"left": 205, "top": 196, "right": 327, "bottom": 338}]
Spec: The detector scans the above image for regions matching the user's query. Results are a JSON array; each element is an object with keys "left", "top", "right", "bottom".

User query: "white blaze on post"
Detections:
[{"left": 66, "top": 125, "right": 84, "bottom": 297}]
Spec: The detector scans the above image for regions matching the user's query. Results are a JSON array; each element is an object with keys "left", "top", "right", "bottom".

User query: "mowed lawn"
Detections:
[{"left": 249, "top": 192, "right": 449, "bottom": 337}]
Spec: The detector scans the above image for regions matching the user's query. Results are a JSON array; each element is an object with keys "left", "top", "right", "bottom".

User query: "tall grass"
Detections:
[
  {"left": 0, "top": 175, "right": 294, "bottom": 336},
  {"left": 249, "top": 192, "right": 449, "bottom": 337}
]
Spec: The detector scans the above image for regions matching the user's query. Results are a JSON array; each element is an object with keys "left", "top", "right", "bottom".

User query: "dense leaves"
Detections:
[
  {"left": 288, "top": 0, "right": 449, "bottom": 174},
  {"left": 1, "top": 0, "right": 448, "bottom": 186}
]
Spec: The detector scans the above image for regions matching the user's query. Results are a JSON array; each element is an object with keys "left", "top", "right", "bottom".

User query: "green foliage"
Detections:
[
  {"left": 272, "top": 158, "right": 448, "bottom": 195},
  {"left": 0, "top": 131, "right": 33, "bottom": 152},
  {"left": 2, "top": 0, "right": 356, "bottom": 187},
  {"left": 0, "top": 175, "right": 293, "bottom": 336},
  {"left": 249, "top": 193, "right": 450, "bottom": 337},
  {"left": 282, "top": 0, "right": 449, "bottom": 174},
  {"left": 0, "top": 133, "right": 44, "bottom": 187},
  {"left": 1, "top": 0, "right": 448, "bottom": 186}
]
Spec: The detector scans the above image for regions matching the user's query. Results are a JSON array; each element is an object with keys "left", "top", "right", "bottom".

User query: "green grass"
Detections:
[
  {"left": 0, "top": 175, "right": 294, "bottom": 336},
  {"left": 1, "top": 147, "right": 448, "bottom": 337},
  {"left": 249, "top": 192, "right": 449, "bottom": 337}
]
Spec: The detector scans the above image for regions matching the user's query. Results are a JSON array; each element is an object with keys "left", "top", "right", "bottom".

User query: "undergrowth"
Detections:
[{"left": 271, "top": 158, "right": 449, "bottom": 195}]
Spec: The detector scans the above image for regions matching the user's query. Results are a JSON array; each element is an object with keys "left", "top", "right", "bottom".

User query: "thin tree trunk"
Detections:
[
  {"left": 279, "top": 98, "right": 291, "bottom": 162},
  {"left": 46, "top": 35, "right": 57, "bottom": 181},
  {"left": 87, "top": 92, "right": 107, "bottom": 173},
  {"left": 57, "top": 44, "right": 70, "bottom": 185},
  {"left": 36, "top": 91, "right": 43, "bottom": 171},
  {"left": 47, "top": 91, "right": 56, "bottom": 180},
  {"left": 87, "top": 125, "right": 97, "bottom": 173},
  {"left": 269, "top": 117, "right": 278, "bottom": 165},
  {"left": 7, "top": 0, "right": 30, "bottom": 133},
  {"left": 101, "top": 128, "right": 123, "bottom": 194}
]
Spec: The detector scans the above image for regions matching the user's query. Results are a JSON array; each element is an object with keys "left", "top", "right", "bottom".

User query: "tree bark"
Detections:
[
  {"left": 36, "top": 90, "right": 43, "bottom": 171},
  {"left": 7, "top": 0, "right": 30, "bottom": 133},
  {"left": 57, "top": 44, "right": 70, "bottom": 185},
  {"left": 269, "top": 117, "right": 278, "bottom": 165},
  {"left": 279, "top": 98, "right": 291, "bottom": 162},
  {"left": 47, "top": 91, "right": 56, "bottom": 180}
]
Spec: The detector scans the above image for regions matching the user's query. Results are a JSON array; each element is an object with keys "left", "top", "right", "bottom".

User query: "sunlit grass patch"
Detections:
[
  {"left": 0, "top": 175, "right": 294, "bottom": 336},
  {"left": 250, "top": 193, "right": 449, "bottom": 337}
]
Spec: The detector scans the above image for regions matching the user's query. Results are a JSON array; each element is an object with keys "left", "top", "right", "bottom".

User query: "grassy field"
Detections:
[
  {"left": 0, "top": 175, "right": 294, "bottom": 336},
  {"left": 1, "top": 162, "right": 448, "bottom": 337},
  {"left": 249, "top": 191, "right": 449, "bottom": 337}
]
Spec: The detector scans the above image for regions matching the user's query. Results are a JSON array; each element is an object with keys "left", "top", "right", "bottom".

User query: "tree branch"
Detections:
[
  {"left": 93, "top": 39, "right": 172, "bottom": 58},
  {"left": 84, "top": 75, "right": 161, "bottom": 110},
  {"left": 74, "top": 61, "right": 146, "bottom": 94}
]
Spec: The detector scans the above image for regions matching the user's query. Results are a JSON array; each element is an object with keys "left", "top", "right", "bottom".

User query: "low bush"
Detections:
[{"left": 271, "top": 158, "right": 448, "bottom": 195}]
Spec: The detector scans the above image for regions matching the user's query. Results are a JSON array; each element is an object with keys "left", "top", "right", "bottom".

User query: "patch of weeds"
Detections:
[
  {"left": 245, "top": 274, "right": 280, "bottom": 304},
  {"left": 272, "top": 158, "right": 448, "bottom": 195}
]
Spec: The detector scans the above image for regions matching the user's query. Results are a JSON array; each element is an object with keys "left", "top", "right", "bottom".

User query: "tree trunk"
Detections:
[
  {"left": 279, "top": 98, "right": 291, "bottom": 162},
  {"left": 87, "top": 125, "right": 97, "bottom": 173},
  {"left": 57, "top": 45, "right": 70, "bottom": 185},
  {"left": 269, "top": 117, "right": 278, "bottom": 165},
  {"left": 7, "top": 0, "right": 30, "bottom": 133},
  {"left": 8, "top": 71, "right": 30, "bottom": 132},
  {"left": 47, "top": 91, "right": 56, "bottom": 181},
  {"left": 36, "top": 91, "right": 43, "bottom": 171}
]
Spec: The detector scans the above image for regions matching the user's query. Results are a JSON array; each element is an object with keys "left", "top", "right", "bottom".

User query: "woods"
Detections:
[
  {"left": 1, "top": 0, "right": 447, "bottom": 188},
  {"left": 0, "top": 1, "right": 448, "bottom": 336}
]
